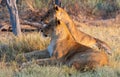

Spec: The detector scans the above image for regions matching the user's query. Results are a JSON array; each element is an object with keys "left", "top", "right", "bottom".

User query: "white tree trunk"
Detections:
[
  {"left": 55, "top": 0, "right": 61, "bottom": 6},
  {"left": 6, "top": 0, "right": 21, "bottom": 36}
]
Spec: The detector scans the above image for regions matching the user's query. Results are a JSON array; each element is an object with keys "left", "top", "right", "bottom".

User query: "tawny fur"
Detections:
[
  {"left": 66, "top": 50, "right": 108, "bottom": 70},
  {"left": 41, "top": 5, "right": 111, "bottom": 54},
  {"left": 38, "top": 18, "right": 108, "bottom": 70}
]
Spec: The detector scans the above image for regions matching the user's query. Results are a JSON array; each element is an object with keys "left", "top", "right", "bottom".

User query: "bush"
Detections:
[
  {"left": 61, "top": 0, "right": 120, "bottom": 19},
  {"left": 11, "top": 0, "right": 120, "bottom": 19}
]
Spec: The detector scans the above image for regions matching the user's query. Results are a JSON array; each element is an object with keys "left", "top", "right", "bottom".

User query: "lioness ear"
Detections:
[
  {"left": 57, "top": 20, "right": 60, "bottom": 25},
  {"left": 54, "top": 5, "right": 59, "bottom": 11}
]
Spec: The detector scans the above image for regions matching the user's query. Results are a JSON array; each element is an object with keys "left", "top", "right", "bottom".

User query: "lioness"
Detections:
[
  {"left": 41, "top": 5, "right": 111, "bottom": 55},
  {"left": 37, "top": 18, "right": 108, "bottom": 70}
]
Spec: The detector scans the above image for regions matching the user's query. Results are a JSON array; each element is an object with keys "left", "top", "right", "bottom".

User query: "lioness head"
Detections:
[
  {"left": 41, "top": 5, "right": 61, "bottom": 24},
  {"left": 40, "top": 18, "right": 60, "bottom": 37}
]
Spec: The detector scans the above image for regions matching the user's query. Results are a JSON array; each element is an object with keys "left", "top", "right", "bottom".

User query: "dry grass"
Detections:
[
  {"left": 0, "top": 32, "right": 50, "bottom": 61},
  {"left": 0, "top": 0, "right": 120, "bottom": 77},
  {"left": 0, "top": 25, "right": 119, "bottom": 77}
]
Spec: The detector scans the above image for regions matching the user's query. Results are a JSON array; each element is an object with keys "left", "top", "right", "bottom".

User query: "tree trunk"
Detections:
[
  {"left": 6, "top": 0, "right": 21, "bottom": 36},
  {"left": 55, "top": 0, "right": 61, "bottom": 7}
]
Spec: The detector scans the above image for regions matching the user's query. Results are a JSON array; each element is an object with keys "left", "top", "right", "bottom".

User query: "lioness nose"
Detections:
[
  {"left": 44, "top": 34, "right": 48, "bottom": 37},
  {"left": 39, "top": 28, "right": 43, "bottom": 32}
]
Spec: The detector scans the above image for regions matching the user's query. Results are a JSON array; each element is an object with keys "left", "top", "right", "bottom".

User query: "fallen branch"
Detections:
[
  {"left": 21, "top": 20, "right": 43, "bottom": 28},
  {"left": 0, "top": 22, "right": 11, "bottom": 31},
  {"left": 0, "top": 19, "right": 43, "bottom": 31}
]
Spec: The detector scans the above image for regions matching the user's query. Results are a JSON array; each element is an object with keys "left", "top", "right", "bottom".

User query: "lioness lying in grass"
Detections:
[{"left": 23, "top": 18, "right": 108, "bottom": 71}]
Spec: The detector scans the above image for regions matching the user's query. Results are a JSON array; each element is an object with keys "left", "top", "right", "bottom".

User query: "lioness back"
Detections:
[{"left": 41, "top": 5, "right": 111, "bottom": 54}]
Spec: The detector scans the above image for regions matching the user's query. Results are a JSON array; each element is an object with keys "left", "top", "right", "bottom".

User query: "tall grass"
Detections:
[
  {"left": 0, "top": 26, "right": 120, "bottom": 77},
  {"left": 0, "top": 32, "right": 50, "bottom": 61}
]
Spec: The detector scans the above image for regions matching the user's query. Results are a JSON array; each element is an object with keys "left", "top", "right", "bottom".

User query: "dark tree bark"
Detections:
[
  {"left": 6, "top": 0, "right": 21, "bottom": 36},
  {"left": 0, "top": 0, "right": 7, "bottom": 6},
  {"left": 55, "top": 0, "right": 61, "bottom": 7}
]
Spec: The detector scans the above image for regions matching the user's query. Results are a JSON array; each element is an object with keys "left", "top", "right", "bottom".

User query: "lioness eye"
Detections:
[
  {"left": 48, "top": 11, "right": 50, "bottom": 14},
  {"left": 41, "top": 30, "right": 43, "bottom": 32}
]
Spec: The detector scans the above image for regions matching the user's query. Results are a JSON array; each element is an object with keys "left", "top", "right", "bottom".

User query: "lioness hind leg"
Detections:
[{"left": 67, "top": 51, "right": 108, "bottom": 71}]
